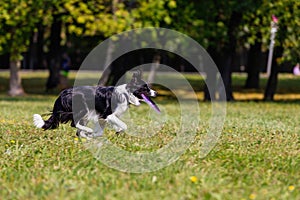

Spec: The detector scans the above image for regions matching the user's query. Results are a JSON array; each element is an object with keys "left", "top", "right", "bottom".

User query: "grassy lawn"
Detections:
[{"left": 0, "top": 71, "right": 299, "bottom": 200}]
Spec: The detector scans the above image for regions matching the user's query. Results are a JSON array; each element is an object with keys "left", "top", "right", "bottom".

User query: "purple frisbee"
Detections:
[{"left": 141, "top": 94, "right": 161, "bottom": 114}]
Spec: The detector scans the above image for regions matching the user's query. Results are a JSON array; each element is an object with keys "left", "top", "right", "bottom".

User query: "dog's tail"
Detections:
[
  {"left": 33, "top": 96, "right": 62, "bottom": 130},
  {"left": 33, "top": 113, "right": 60, "bottom": 130}
]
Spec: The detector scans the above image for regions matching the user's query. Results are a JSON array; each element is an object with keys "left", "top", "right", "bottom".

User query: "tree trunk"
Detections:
[
  {"left": 207, "top": 44, "right": 235, "bottom": 102},
  {"left": 98, "top": 52, "right": 126, "bottom": 87},
  {"left": 204, "top": 47, "right": 218, "bottom": 101},
  {"left": 98, "top": 39, "right": 115, "bottom": 86},
  {"left": 203, "top": 72, "right": 217, "bottom": 101},
  {"left": 147, "top": 54, "right": 161, "bottom": 83},
  {"left": 263, "top": 47, "right": 283, "bottom": 101},
  {"left": 98, "top": 0, "right": 119, "bottom": 86},
  {"left": 264, "top": 62, "right": 278, "bottom": 101},
  {"left": 46, "top": 15, "right": 62, "bottom": 91},
  {"left": 26, "top": 31, "right": 38, "bottom": 69},
  {"left": 36, "top": 24, "right": 45, "bottom": 69},
  {"left": 206, "top": 11, "right": 240, "bottom": 101},
  {"left": 245, "top": 40, "right": 262, "bottom": 89},
  {"left": 111, "top": 57, "right": 126, "bottom": 86},
  {"left": 218, "top": 11, "right": 241, "bottom": 101},
  {"left": 8, "top": 59, "right": 25, "bottom": 96},
  {"left": 205, "top": 47, "right": 234, "bottom": 101},
  {"left": 218, "top": 54, "right": 234, "bottom": 101}
]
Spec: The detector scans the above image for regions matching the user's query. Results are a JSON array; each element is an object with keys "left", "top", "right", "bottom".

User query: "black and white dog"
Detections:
[{"left": 33, "top": 71, "right": 157, "bottom": 138}]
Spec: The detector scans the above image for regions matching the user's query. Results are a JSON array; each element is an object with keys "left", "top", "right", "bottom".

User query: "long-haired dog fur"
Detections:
[{"left": 33, "top": 71, "right": 157, "bottom": 138}]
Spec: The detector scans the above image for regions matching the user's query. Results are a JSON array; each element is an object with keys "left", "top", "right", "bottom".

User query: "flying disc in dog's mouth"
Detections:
[{"left": 141, "top": 93, "right": 161, "bottom": 113}]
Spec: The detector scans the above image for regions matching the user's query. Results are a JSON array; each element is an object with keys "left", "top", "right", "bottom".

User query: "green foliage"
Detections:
[
  {"left": 63, "top": 0, "right": 178, "bottom": 37},
  {"left": 0, "top": 0, "right": 45, "bottom": 61},
  {"left": 241, "top": 0, "right": 300, "bottom": 63},
  {"left": 131, "top": 0, "right": 176, "bottom": 27},
  {"left": 0, "top": 0, "right": 298, "bottom": 63}
]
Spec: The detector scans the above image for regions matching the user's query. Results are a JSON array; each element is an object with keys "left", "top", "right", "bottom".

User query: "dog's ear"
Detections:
[
  {"left": 127, "top": 70, "right": 142, "bottom": 91},
  {"left": 132, "top": 70, "right": 142, "bottom": 81},
  {"left": 130, "top": 70, "right": 142, "bottom": 84}
]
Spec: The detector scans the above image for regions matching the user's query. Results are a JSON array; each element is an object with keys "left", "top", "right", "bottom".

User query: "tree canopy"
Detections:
[
  {"left": 0, "top": 0, "right": 45, "bottom": 61},
  {"left": 0, "top": 0, "right": 299, "bottom": 98},
  {"left": 1, "top": 0, "right": 299, "bottom": 63}
]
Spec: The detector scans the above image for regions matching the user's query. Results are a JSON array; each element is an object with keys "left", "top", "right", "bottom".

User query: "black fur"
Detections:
[
  {"left": 42, "top": 86, "right": 116, "bottom": 130},
  {"left": 34, "top": 71, "right": 158, "bottom": 137}
]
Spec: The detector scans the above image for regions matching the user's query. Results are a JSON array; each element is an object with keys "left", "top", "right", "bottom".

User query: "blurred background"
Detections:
[
  {"left": 0, "top": 0, "right": 299, "bottom": 100},
  {"left": 1, "top": 2, "right": 300, "bottom": 198}
]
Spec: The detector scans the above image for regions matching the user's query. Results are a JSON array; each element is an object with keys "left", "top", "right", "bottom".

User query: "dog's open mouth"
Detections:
[{"left": 140, "top": 93, "right": 161, "bottom": 113}]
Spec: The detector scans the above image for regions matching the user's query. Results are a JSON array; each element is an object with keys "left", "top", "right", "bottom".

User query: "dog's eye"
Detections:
[{"left": 143, "top": 84, "right": 148, "bottom": 88}]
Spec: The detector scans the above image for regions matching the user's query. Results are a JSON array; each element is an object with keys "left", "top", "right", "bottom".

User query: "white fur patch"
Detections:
[
  {"left": 150, "top": 89, "right": 157, "bottom": 97},
  {"left": 129, "top": 93, "right": 140, "bottom": 106},
  {"left": 33, "top": 114, "right": 45, "bottom": 128},
  {"left": 76, "top": 122, "right": 93, "bottom": 133},
  {"left": 106, "top": 114, "right": 127, "bottom": 132}
]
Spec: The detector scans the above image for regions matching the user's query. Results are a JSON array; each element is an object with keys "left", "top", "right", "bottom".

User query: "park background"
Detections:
[
  {"left": 0, "top": 0, "right": 299, "bottom": 100},
  {"left": 1, "top": 0, "right": 300, "bottom": 199}
]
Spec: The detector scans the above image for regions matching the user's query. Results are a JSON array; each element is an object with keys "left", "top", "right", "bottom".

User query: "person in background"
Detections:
[{"left": 59, "top": 52, "right": 71, "bottom": 90}]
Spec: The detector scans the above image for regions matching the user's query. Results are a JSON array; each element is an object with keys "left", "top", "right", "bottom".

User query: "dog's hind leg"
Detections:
[
  {"left": 72, "top": 93, "right": 94, "bottom": 136},
  {"left": 90, "top": 119, "right": 106, "bottom": 137},
  {"left": 73, "top": 110, "right": 93, "bottom": 135},
  {"left": 75, "top": 117, "right": 94, "bottom": 138},
  {"left": 74, "top": 114, "right": 94, "bottom": 138}
]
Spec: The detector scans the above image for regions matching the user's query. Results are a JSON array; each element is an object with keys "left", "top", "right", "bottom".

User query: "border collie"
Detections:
[{"left": 33, "top": 71, "right": 158, "bottom": 138}]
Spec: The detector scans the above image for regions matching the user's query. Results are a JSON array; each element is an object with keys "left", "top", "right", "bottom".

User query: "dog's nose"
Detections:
[{"left": 150, "top": 90, "right": 157, "bottom": 97}]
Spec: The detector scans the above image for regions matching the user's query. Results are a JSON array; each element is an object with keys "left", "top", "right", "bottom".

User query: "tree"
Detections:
[
  {"left": 44, "top": 0, "right": 135, "bottom": 88},
  {"left": 0, "top": 0, "right": 44, "bottom": 96},
  {"left": 94, "top": 0, "right": 179, "bottom": 85},
  {"left": 197, "top": 0, "right": 300, "bottom": 100},
  {"left": 241, "top": 0, "right": 300, "bottom": 100},
  {"left": 245, "top": 38, "right": 262, "bottom": 89},
  {"left": 195, "top": 1, "right": 244, "bottom": 101},
  {"left": 46, "top": 13, "right": 63, "bottom": 91}
]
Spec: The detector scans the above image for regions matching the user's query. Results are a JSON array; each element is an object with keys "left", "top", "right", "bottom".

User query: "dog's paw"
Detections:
[
  {"left": 85, "top": 127, "right": 94, "bottom": 133},
  {"left": 113, "top": 121, "right": 127, "bottom": 132},
  {"left": 78, "top": 131, "right": 93, "bottom": 139},
  {"left": 113, "top": 124, "right": 127, "bottom": 133},
  {"left": 118, "top": 123, "right": 127, "bottom": 132},
  {"left": 115, "top": 130, "right": 124, "bottom": 135}
]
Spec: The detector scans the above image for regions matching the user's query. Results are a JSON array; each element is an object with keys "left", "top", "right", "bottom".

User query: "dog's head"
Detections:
[
  {"left": 126, "top": 71, "right": 159, "bottom": 112},
  {"left": 127, "top": 71, "right": 157, "bottom": 98}
]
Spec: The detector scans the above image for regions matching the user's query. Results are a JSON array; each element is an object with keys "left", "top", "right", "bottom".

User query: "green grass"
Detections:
[{"left": 0, "top": 71, "right": 300, "bottom": 200}]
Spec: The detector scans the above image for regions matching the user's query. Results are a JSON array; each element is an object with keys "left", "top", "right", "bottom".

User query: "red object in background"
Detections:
[{"left": 272, "top": 15, "right": 278, "bottom": 23}]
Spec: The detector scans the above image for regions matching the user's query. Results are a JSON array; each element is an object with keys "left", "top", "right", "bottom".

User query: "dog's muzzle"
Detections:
[{"left": 150, "top": 89, "right": 157, "bottom": 97}]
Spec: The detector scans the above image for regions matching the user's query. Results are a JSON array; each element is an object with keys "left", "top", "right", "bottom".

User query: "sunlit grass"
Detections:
[{"left": 0, "top": 71, "right": 300, "bottom": 199}]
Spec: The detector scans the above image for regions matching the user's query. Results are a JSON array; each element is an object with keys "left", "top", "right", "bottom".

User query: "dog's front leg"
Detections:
[
  {"left": 106, "top": 101, "right": 128, "bottom": 133},
  {"left": 106, "top": 114, "right": 127, "bottom": 133}
]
